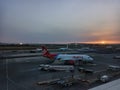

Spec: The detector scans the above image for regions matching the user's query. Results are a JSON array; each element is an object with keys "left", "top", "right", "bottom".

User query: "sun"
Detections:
[{"left": 101, "top": 41, "right": 105, "bottom": 44}]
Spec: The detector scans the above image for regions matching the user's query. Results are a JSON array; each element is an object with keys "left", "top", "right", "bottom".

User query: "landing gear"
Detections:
[{"left": 64, "top": 61, "right": 75, "bottom": 65}]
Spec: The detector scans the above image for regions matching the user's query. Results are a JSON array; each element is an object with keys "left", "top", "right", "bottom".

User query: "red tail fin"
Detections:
[
  {"left": 41, "top": 46, "right": 50, "bottom": 56},
  {"left": 41, "top": 46, "right": 56, "bottom": 59}
]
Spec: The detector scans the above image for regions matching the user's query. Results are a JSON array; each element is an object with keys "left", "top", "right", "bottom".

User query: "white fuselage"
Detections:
[{"left": 55, "top": 54, "right": 93, "bottom": 62}]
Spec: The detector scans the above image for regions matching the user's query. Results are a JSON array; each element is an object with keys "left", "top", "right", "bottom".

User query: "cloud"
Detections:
[{"left": 0, "top": 0, "right": 120, "bottom": 43}]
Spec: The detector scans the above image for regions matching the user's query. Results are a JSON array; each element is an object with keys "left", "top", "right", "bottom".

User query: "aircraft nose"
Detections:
[
  {"left": 92, "top": 58, "right": 94, "bottom": 60},
  {"left": 90, "top": 58, "right": 94, "bottom": 61}
]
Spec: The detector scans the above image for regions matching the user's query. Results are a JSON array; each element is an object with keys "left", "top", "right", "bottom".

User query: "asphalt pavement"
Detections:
[{"left": 0, "top": 51, "right": 120, "bottom": 90}]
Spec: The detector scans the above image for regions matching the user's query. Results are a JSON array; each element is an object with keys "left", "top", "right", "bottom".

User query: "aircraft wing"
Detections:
[{"left": 57, "top": 57, "right": 80, "bottom": 61}]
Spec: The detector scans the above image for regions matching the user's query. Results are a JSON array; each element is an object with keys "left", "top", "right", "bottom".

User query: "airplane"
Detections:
[
  {"left": 41, "top": 46, "right": 94, "bottom": 65},
  {"left": 59, "top": 48, "right": 73, "bottom": 51},
  {"left": 59, "top": 48, "right": 69, "bottom": 51},
  {"left": 77, "top": 48, "right": 97, "bottom": 53},
  {"left": 59, "top": 44, "right": 72, "bottom": 51}
]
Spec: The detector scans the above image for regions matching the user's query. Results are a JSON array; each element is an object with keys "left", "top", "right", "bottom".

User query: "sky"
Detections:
[{"left": 0, "top": 0, "right": 120, "bottom": 44}]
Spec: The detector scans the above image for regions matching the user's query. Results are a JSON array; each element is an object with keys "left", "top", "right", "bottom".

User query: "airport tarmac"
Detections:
[{"left": 0, "top": 51, "right": 120, "bottom": 90}]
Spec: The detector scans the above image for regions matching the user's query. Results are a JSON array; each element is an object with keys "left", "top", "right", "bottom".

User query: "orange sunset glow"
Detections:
[{"left": 81, "top": 40, "right": 120, "bottom": 44}]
